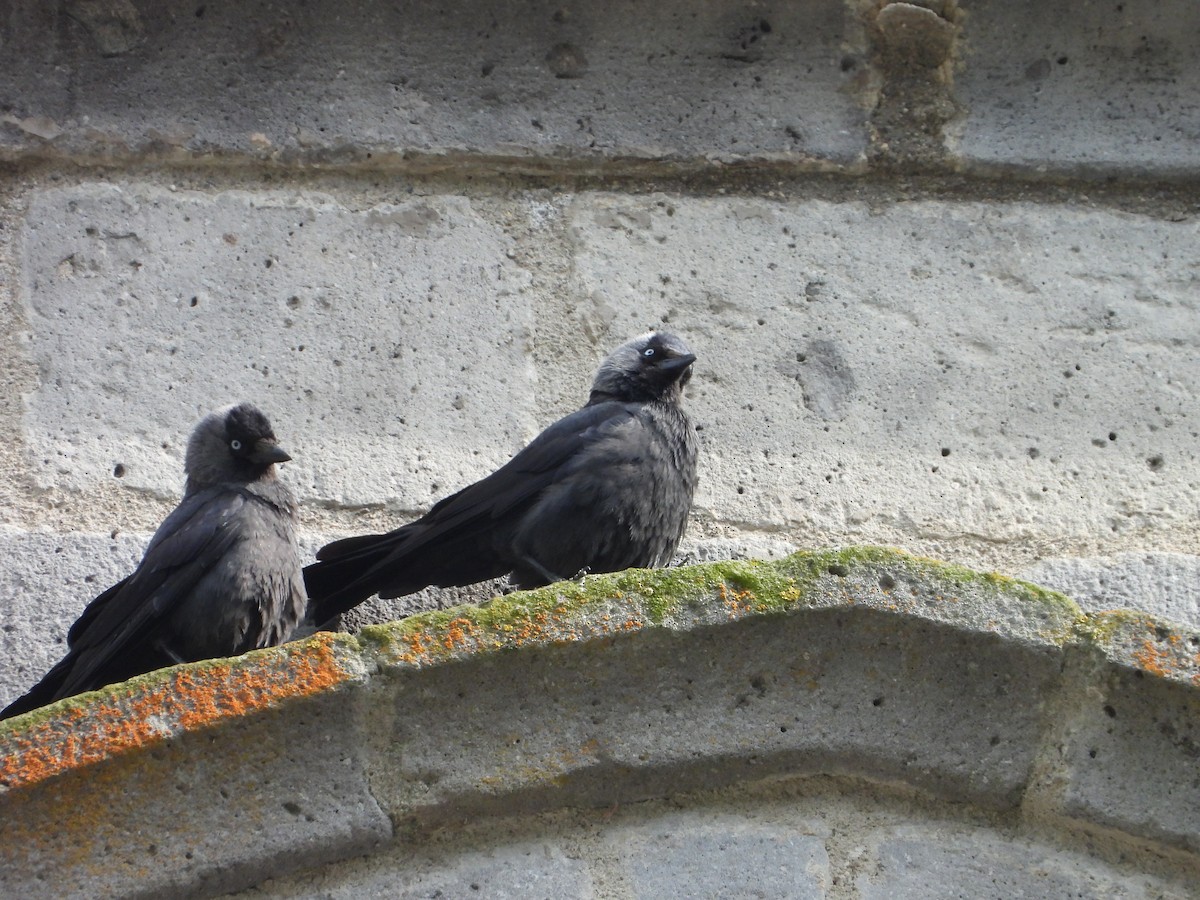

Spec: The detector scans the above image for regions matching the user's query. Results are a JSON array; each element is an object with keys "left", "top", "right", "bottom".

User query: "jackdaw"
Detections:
[
  {"left": 304, "top": 331, "right": 698, "bottom": 627},
  {"left": 1, "top": 403, "right": 307, "bottom": 721}
]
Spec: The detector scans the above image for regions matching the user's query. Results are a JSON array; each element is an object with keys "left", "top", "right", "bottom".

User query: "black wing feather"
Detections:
[
  {"left": 304, "top": 402, "right": 637, "bottom": 621},
  {"left": 0, "top": 488, "right": 249, "bottom": 720}
]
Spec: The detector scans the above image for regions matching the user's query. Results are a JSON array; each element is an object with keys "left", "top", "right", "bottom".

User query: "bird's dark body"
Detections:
[
  {"left": 304, "top": 332, "right": 699, "bottom": 627},
  {"left": 1, "top": 404, "right": 306, "bottom": 721}
]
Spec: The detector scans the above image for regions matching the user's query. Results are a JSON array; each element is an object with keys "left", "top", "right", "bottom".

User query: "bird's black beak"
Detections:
[
  {"left": 250, "top": 440, "right": 292, "bottom": 465},
  {"left": 660, "top": 353, "right": 697, "bottom": 379}
]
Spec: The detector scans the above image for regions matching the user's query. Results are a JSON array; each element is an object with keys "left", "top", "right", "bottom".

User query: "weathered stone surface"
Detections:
[
  {"left": 567, "top": 195, "right": 1200, "bottom": 552},
  {"left": 0, "top": 635, "right": 389, "bottom": 900},
  {"left": 250, "top": 837, "right": 592, "bottom": 899},
  {"left": 363, "top": 553, "right": 1075, "bottom": 822},
  {"left": 1051, "top": 612, "right": 1200, "bottom": 853},
  {"left": 860, "top": 824, "right": 1184, "bottom": 898},
  {"left": 0, "top": 528, "right": 145, "bottom": 709},
  {"left": 12, "top": 189, "right": 1200, "bottom": 582},
  {"left": 1020, "top": 552, "right": 1200, "bottom": 628},
  {"left": 18, "top": 183, "right": 535, "bottom": 508},
  {"left": 957, "top": 0, "right": 1200, "bottom": 175},
  {"left": 2, "top": 550, "right": 1198, "bottom": 897},
  {"left": 615, "top": 813, "right": 829, "bottom": 898},
  {"left": 0, "top": 0, "right": 865, "bottom": 166}
]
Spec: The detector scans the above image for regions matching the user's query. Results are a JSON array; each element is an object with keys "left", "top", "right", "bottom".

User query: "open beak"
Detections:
[{"left": 250, "top": 440, "right": 292, "bottom": 465}]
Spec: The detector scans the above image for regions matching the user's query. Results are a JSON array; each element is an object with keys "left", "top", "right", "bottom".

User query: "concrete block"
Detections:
[
  {"left": 18, "top": 183, "right": 535, "bottom": 508},
  {"left": 956, "top": 0, "right": 1200, "bottom": 175},
  {"left": 566, "top": 195, "right": 1200, "bottom": 551},
  {"left": 1052, "top": 613, "right": 1200, "bottom": 853},
  {"left": 0, "top": 635, "right": 390, "bottom": 900},
  {"left": 0, "top": 528, "right": 146, "bottom": 709},
  {"left": 0, "top": 0, "right": 866, "bottom": 166},
  {"left": 859, "top": 824, "right": 1181, "bottom": 899},
  {"left": 363, "top": 552, "right": 1078, "bottom": 820},
  {"left": 4, "top": 550, "right": 1200, "bottom": 896},
  {"left": 614, "top": 812, "right": 829, "bottom": 899},
  {"left": 263, "top": 838, "right": 593, "bottom": 900},
  {"left": 1019, "top": 552, "right": 1200, "bottom": 628}
]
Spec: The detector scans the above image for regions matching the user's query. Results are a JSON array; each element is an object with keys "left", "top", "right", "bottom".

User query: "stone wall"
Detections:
[{"left": 1, "top": 0, "right": 1198, "bottom": 896}]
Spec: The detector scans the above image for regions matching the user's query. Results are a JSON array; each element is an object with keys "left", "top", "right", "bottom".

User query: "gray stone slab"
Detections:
[
  {"left": 0, "top": 658, "right": 391, "bottom": 899},
  {"left": 365, "top": 567, "right": 1071, "bottom": 820},
  {"left": 258, "top": 839, "right": 593, "bottom": 900},
  {"left": 566, "top": 195, "right": 1200, "bottom": 549},
  {"left": 859, "top": 824, "right": 1184, "bottom": 899},
  {"left": 0, "top": 528, "right": 146, "bottom": 709},
  {"left": 615, "top": 813, "right": 829, "bottom": 899},
  {"left": 18, "top": 183, "right": 535, "bottom": 508},
  {"left": 1019, "top": 553, "right": 1200, "bottom": 628},
  {"left": 0, "top": 0, "right": 865, "bottom": 166},
  {"left": 956, "top": 0, "right": 1200, "bottom": 175},
  {"left": 1058, "top": 654, "right": 1200, "bottom": 853}
]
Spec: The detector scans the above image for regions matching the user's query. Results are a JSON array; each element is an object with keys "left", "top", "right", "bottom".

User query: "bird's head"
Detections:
[
  {"left": 185, "top": 403, "right": 291, "bottom": 489},
  {"left": 589, "top": 331, "right": 696, "bottom": 404}
]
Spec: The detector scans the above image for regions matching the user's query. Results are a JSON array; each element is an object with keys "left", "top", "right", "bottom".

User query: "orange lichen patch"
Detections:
[
  {"left": 384, "top": 592, "right": 649, "bottom": 667},
  {"left": 1135, "top": 639, "right": 1175, "bottom": 678},
  {"left": 719, "top": 581, "right": 758, "bottom": 619},
  {"left": 0, "top": 634, "right": 353, "bottom": 792},
  {"left": 442, "top": 616, "right": 475, "bottom": 650}
]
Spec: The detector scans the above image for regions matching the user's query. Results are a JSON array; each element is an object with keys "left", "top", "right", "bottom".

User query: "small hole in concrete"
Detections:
[
  {"left": 879, "top": 573, "right": 896, "bottom": 590},
  {"left": 189, "top": 296, "right": 199, "bottom": 307},
  {"left": 872, "top": 696, "right": 884, "bottom": 707},
  {"left": 1103, "top": 704, "right": 1116, "bottom": 718},
  {"left": 1147, "top": 455, "right": 1164, "bottom": 471},
  {"left": 828, "top": 564, "right": 849, "bottom": 577},
  {"left": 113, "top": 464, "right": 126, "bottom": 478},
  {"left": 940, "top": 447, "right": 951, "bottom": 457},
  {"left": 1088, "top": 748, "right": 1097, "bottom": 758}
]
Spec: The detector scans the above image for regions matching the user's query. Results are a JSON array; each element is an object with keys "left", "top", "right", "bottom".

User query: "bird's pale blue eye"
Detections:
[
  {"left": 643, "top": 348, "right": 656, "bottom": 358},
  {"left": 230, "top": 439, "right": 242, "bottom": 451}
]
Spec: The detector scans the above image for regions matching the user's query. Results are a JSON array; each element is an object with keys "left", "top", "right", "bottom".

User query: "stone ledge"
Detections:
[
  {"left": 1, "top": 548, "right": 1197, "bottom": 898},
  {"left": 0, "top": 0, "right": 864, "bottom": 169}
]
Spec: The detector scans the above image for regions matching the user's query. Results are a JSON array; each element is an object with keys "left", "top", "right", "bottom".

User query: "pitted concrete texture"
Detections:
[
  {"left": 12, "top": 187, "right": 1199, "bottom": 554},
  {"left": 18, "top": 183, "right": 536, "bottom": 507},
  {"left": 614, "top": 815, "right": 830, "bottom": 898},
  {"left": 2, "top": 550, "right": 1198, "bottom": 898},
  {"left": 957, "top": 0, "right": 1200, "bottom": 175},
  {"left": 0, "top": 0, "right": 865, "bottom": 166},
  {"left": 0, "top": 527, "right": 145, "bottom": 703},
  {"left": 858, "top": 824, "right": 1183, "bottom": 899},
  {"left": 0, "top": 633, "right": 390, "bottom": 899},
  {"left": 565, "top": 195, "right": 1200, "bottom": 547}
]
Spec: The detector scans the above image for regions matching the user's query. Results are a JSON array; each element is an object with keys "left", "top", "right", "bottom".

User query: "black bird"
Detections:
[
  {"left": 1, "top": 404, "right": 308, "bottom": 721},
  {"left": 304, "top": 331, "right": 699, "bottom": 627}
]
